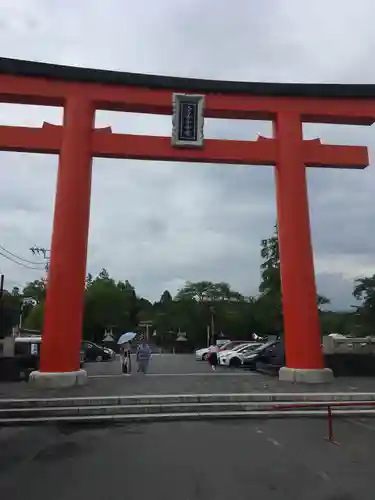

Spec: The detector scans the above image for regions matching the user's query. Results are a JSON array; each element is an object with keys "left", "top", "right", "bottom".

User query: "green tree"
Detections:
[
  {"left": 22, "top": 279, "right": 46, "bottom": 304},
  {"left": 175, "top": 281, "right": 215, "bottom": 303},
  {"left": 352, "top": 275, "right": 375, "bottom": 334},
  {"left": 353, "top": 275, "right": 375, "bottom": 309},
  {"left": 173, "top": 281, "right": 251, "bottom": 345},
  {"left": 175, "top": 280, "right": 243, "bottom": 303},
  {"left": 83, "top": 271, "right": 143, "bottom": 342},
  {"left": 257, "top": 226, "right": 283, "bottom": 333},
  {"left": 319, "top": 309, "right": 358, "bottom": 336},
  {"left": 0, "top": 291, "right": 21, "bottom": 337},
  {"left": 160, "top": 290, "right": 173, "bottom": 305},
  {"left": 259, "top": 226, "right": 280, "bottom": 297},
  {"left": 23, "top": 302, "right": 44, "bottom": 331},
  {"left": 257, "top": 225, "right": 330, "bottom": 334},
  {"left": 98, "top": 268, "right": 110, "bottom": 280},
  {"left": 85, "top": 273, "right": 93, "bottom": 289}
]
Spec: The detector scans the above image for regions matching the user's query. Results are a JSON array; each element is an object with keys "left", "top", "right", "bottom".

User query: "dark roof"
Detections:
[{"left": 0, "top": 57, "right": 375, "bottom": 99}]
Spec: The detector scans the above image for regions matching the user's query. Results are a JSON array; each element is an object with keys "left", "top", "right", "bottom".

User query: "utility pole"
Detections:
[
  {"left": 30, "top": 246, "right": 50, "bottom": 272},
  {"left": 210, "top": 306, "right": 215, "bottom": 345},
  {"left": 145, "top": 324, "right": 150, "bottom": 342}
]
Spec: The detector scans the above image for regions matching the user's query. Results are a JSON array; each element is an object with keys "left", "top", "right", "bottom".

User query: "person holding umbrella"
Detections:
[
  {"left": 120, "top": 342, "right": 132, "bottom": 373},
  {"left": 118, "top": 332, "right": 137, "bottom": 374}
]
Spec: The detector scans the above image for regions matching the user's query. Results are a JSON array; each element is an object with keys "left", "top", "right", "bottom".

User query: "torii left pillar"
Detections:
[{"left": 30, "top": 96, "right": 94, "bottom": 388}]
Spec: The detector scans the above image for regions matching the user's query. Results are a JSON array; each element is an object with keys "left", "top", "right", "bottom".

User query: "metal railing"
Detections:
[{"left": 272, "top": 401, "right": 375, "bottom": 444}]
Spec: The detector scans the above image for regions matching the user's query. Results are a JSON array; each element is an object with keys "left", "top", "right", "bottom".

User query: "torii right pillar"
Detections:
[{"left": 274, "top": 111, "right": 333, "bottom": 383}]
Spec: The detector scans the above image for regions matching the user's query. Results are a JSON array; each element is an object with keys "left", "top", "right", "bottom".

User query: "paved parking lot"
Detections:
[
  {"left": 1, "top": 353, "right": 375, "bottom": 399},
  {"left": 1, "top": 354, "right": 375, "bottom": 498},
  {"left": 86, "top": 352, "right": 214, "bottom": 375},
  {"left": 0, "top": 417, "right": 374, "bottom": 499}
]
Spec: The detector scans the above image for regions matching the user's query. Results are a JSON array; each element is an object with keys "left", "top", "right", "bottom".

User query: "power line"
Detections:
[
  {"left": 30, "top": 246, "right": 50, "bottom": 259},
  {"left": 30, "top": 246, "right": 50, "bottom": 272},
  {"left": 0, "top": 249, "right": 45, "bottom": 270},
  {"left": 0, "top": 244, "right": 45, "bottom": 266}
]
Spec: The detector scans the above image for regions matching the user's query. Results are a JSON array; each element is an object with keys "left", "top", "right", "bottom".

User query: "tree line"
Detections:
[{"left": 0, "top": 227, "right": 373, "bottom": 346}]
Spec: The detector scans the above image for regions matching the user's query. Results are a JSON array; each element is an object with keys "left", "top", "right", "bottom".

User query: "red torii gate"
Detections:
[{"left": 0, "top": 58, "right": 371, "bottom": 386}]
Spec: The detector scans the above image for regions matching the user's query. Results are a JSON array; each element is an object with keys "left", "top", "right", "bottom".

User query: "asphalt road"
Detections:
[
  {"left": 2, "top": 353, "right": 375, "bottom": 399},
  {"left": 85, "top": 352, "right": 216, "bottom": 375},
  {"left": 0, "top": 417, "right": 374, "bottom": 499}
]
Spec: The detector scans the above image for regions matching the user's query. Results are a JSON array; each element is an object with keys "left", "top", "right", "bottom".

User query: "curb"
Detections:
[
  {"left": 2, "top": 400, "right": 375, "bottom": 418},
  {"left": 2, "top": 392, "right": 375, "bottom": 408},
  {"left": 1, "top": 408, "right": 375, "bottom": 425},
  {"left": 2, "top": 393, "right": 375, "bottom": 425}
]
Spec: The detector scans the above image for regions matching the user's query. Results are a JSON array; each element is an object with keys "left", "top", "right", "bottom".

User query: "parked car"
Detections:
[
  {"left": 218, "top": 342, "right": 265, "bottom": 367},
  {"left": 217, "top": 342, "right": 251, "bottom": 359},
  {"left": 0, "top": 336, "right": 85, "bottom": 382},
  {"left": 218, "top": 341, "right": 249, "bottom": 352},
  {"left": 17, "top": 336, "right": 86, "bottom": 368},
  {"left": 81, "top": 341, "right": 116, "bottom": 362},
  {"left": 13, "top": 336, "right": 42, "bottom": 381},
  {"left": 255, "top": 341, "right": 285, "bottom": 374},
  {"left": 195, "top": 341, "right": 249, "bottom": 361},
  {"left": 195, "top": 347, "right": 211, "bottom": 361},
  {"left": 242, "top": 340, "right": 284, "bottom": 373}
]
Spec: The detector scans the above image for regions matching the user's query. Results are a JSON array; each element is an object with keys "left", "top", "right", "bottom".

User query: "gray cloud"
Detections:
[{"left": 0, "top": 0, "right": 374, "bottom": 308}]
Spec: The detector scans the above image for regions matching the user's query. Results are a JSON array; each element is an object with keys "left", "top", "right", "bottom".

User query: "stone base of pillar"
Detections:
[
  {"left": 29, "top": 370, "right": 87, "bottom": 388},
  {"left": 278, "top": 366, "right": 334, "bottom": 384}
]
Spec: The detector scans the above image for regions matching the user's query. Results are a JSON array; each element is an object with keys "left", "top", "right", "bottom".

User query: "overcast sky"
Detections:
[{"left": 0, "top": 0, "right": 374, "bottom": 309}]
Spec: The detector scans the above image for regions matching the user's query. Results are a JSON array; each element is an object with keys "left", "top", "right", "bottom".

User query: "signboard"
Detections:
[{"left": 172, "top": 93, "right": 205, "bottom": 148}]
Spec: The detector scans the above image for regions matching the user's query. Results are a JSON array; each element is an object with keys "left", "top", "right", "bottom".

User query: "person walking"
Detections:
[
  {"left": 208, "top": 344, "right": 219, "bottom": 371},
  {"left": 136, "top": 338, "right": 152, "bottom": 374},
  {"left": 120, "top": 341, "right": 132, "bottom": 374}
]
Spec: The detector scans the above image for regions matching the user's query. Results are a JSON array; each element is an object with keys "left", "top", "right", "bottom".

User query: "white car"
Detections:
[
  {"left": 195, "top": 347, "right": 211, "bottom": 361},
  {"left": 218, "top": 343, "right": 264, "bottom": 367},
  {"left": 195, "top": 343, "right": 230, "bottom": 361},
  {"left": 195, "top": 341, "right": 249, "bottom": 361},
  {"left": 217, "top": 342, "right": 251, "bottom": 360}
]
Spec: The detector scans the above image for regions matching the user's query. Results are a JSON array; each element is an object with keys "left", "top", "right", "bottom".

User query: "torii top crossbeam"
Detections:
[{"left": 0, "top": 57, "right": 372, "bottom": 167}]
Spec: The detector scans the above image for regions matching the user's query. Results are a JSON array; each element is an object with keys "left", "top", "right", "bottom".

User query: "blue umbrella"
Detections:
[{"left": 117, "top": 332, "right": 137, "bottom": 344}]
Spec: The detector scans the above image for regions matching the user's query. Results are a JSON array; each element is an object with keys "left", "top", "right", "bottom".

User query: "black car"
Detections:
[
  {"left": 81, "top": 341, "right": 115, "bottom": 362},
  {"left": 242, "top": 340, "right": 285, "bottom": 374},
  {"left": 13, "top": 336, "right": 41, "bottom": 381},
  {"left": 0, "top": 336, "right": 85, "bottom": 382}
]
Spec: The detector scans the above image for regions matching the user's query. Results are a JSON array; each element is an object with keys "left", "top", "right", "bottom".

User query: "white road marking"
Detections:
[
  {"left": 346, "top": 418, "right": 375, "bottom": 433},
  {"left": 316, "top": 471, "right": 331, "bottom": 482},
  {"left": 256, "top": 428, "right": 263, "bottom": 434},
  {"left": 267, "top": 437, "right": 281, "bottom": 447}
]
